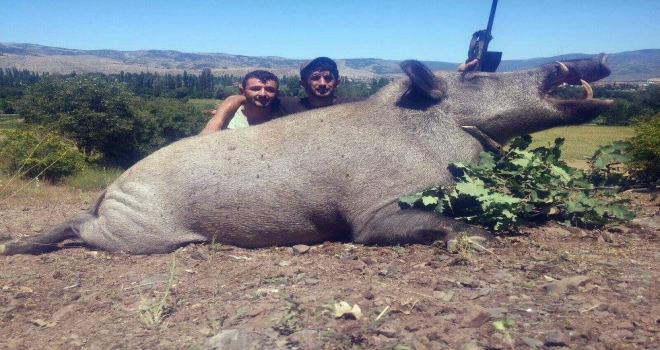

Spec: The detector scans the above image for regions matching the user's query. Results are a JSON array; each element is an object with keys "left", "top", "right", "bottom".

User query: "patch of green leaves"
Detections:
[{"left": 399, "top": 136, "right": 635, "bottom": 231}]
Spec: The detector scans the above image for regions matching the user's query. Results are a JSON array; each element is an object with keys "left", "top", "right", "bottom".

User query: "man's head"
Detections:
[
  {"left": 299, "top": 57, "right": 340, "bottom": 99},
  {"left": 240, "top": 70, "right": 279, "bottom": 109}
]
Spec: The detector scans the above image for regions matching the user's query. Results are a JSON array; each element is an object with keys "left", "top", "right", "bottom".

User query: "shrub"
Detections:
[
  {"left": 627, "top": 113, "right": 660, "bottom": 185},
  {"left": 0, "top": 129, "right": 93, "bottom": 182}
]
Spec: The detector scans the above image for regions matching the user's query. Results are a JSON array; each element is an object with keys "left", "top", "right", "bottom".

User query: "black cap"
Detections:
[{"left": 299, "top": 57, "right": 339, "bottom": 80}]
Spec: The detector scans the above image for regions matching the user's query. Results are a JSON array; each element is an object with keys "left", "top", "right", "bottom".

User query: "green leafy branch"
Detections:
[{"left": 399, "top": 135, "right": 635, "bottom": 231}]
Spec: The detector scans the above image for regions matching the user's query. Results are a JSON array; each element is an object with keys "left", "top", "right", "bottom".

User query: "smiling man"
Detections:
[
  {"left": 199, "top": 57, "right": 363, "bottom": 134},
  {"left": 224, "top": 70, "right": 281, "bottom": 130}
]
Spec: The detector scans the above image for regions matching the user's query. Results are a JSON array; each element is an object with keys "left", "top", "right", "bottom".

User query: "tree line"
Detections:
[{"left": 0, "top": 67, "right": 393, "bottom": 114}]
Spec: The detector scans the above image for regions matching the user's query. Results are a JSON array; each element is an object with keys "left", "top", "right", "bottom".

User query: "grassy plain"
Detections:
[
  {"left": 0, "top": 114, "right": 23, "bottom": 130},
  {"left": 528, "top": 125, "right": 635, "bottom": 168}
]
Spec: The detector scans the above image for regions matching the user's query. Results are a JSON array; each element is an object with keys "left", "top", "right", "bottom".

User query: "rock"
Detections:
[
  {"left": 289, "top": 330, "right": 320, "bottom": 349},
  {"left": 378, "top": 324, "right": 398, "bottom": 338},
  {"left": 608, "top": 225, "right": 629, "bottom": 234},
  {"left": 543, "top": 226, "right": 572, "bottom": 237},
  {"left": 631, "top": 212, "right": 660, "bottom": 229},
  {"left": 190, "top": 249, "right": 209, "bottom": 260},
  {"left": 204, "top": 329, "right": 251, "bottom": 350},
  {"left": 292, "top": 244, "right": 310, "bottom": 254},
  {"left": 544, "top": 331, "right": 569, "bottom": 347},
  {"left": 611, "top": 329, "right": 634, "bottom": 338},
  {"left": 459, "top": 277, "right": 481, "bottom": 288},
  {"left": 462, "top": 340, "right": 484, "bottom": 350},
  {"left": 379, "top": 263, "right": 399, "bottom": 276},
  {"left": 433, "top": 290, "right": 455, "bottom": 302},
  {"left": 470, "top": 287, "right": 492, "bottom": 299},
  {"left": 600, "top": 231, "right": 615, "bottom": 243},
  {"left": 486, "top": 307, "right": 508, "bottom": 318},
  {"left": 616, "top": 320, "right": 635, "bottom": 331},
  {"left": 460, "top": 305, "right": 491, "bottom": 328},
  {"left": 521, "top": 336, "right": 544, "bottom": 348},
  {"left": 304, "top": 278, "right": 319, "bottom": 285},
  {"left": 542, "top": 275, "right": 591, "bottom": 295}
]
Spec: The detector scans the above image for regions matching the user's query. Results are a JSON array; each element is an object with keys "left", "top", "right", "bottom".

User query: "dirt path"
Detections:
[{"left": 1, "top": 189, "right": 659, "bottom": 349}]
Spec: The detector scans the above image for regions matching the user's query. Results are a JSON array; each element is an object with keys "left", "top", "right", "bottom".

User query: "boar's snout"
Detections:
[{"left": 541, "top": 53, "right": 611, "bottom": 92}]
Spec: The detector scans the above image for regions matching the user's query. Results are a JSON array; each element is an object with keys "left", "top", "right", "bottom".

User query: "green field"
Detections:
[
  {"left": 0, "top": 114, "right": 23, "bottom": 130},
  {"left": 529, "top": 125, "right": 635, "bottom": 167}
]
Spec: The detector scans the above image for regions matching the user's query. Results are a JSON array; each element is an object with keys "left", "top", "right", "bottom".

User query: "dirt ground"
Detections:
[{"left": 1, "top": 187, "right": 659, "bottom": 350}]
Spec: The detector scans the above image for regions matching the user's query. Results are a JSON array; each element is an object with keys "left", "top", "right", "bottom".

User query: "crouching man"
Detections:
[{"left": 220, "top": 70, "right": 282, "bottom": 130}]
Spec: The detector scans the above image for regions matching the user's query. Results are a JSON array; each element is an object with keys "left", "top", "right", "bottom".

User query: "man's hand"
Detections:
[
  {"left": 199, "top": 95, "right": 247, "bottom": 134},
  {"left": 457, "top": 59, "right": 479, "bottom": 72}
]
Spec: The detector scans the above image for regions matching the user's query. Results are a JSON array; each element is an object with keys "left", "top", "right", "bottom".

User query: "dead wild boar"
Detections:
[{"left": 1, "top": 54, "right": 613, "bottom": 255}]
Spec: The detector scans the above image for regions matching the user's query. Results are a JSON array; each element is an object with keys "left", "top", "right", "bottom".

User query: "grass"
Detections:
[
  {"left": 0, "top": 114, "right": 25, "bottom": 131},
  {"left": 0, "top": 173, "right": 96, "bottom": 207},
  {"left": 0, "top": 165, "right": 120, "bottom": 207},
  {"left": 528, "top": 125, "right": 635, "bottom": 168},
  {"left": 137, "top": 256, "right": 177, "bottom": 328},
  {"left": 63, "top": 166, "right": 123, "bottom": 191}
]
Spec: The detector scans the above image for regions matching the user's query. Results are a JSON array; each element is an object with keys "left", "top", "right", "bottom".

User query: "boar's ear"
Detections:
[{"left": 401, "top": 60, "right": 447, "bottom": 100}]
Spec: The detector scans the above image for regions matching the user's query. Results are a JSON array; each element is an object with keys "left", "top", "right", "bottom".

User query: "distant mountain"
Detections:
[{"left": 1, "top": 43, "right": 659, "bottom": 82}]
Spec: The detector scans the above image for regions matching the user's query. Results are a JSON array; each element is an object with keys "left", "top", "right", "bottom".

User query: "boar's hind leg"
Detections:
[
  {"left": 355, "top": 210, "right": 490, "bottom": 246},
  {"left": 0, "top": 213, "right": 93, "bottom": 255}
]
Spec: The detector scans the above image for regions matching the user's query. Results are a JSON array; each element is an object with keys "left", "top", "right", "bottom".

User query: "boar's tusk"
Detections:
[
  {"left": 461, "top": 126, "right": 503, "bottom": 153},
  {"left": 556, "top": 61, "right": 569, "bottom": 76},
  {"left": 581, "top": 79, "right": 593, "bottom": 99}
]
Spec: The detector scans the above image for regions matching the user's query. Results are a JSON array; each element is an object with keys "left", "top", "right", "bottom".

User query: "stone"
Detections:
[
  {"left": 544, "top": 331, "right": 569, "bottom": 347},
  {"left": 461, "top": 305, "right": 491, "bottom": 328},
  {"left": 292, "top": 244, "right": 310, "bottom": 254},
  {"left": 204, "top": 329, "right": 251, "bottom": 350},
  {"left": 543, "top": 275, "right": 591, "bottom": 295}
]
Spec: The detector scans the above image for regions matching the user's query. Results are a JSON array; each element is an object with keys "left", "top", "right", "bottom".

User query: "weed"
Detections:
[
  {"left": 455, "top": 232, "right": 474, "bottom": 263},
  {"left": 343, "top": 243, "right": 358, "bottom": 252},
  {"left": 208, "top": 234, "right": 222, "bottom": 260},
  {"left": 233, "top": 306, "right": 250, "bottom": 319},
  {"left": 136, "top": 256, "right": 177, "bottom": 328},
  {"left": 493, "top": 318, "right": 516, "bottom": 350},
  {"left": 522, "top": 281, "right": 535, "bottom": 289},
  {"left": 276, "top": 293, "right": 305, "bottom": 335}
]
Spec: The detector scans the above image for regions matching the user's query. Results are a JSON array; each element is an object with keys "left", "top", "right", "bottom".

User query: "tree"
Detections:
[{"left": 16, "top": 75, "right": 158, "bottom": 167}]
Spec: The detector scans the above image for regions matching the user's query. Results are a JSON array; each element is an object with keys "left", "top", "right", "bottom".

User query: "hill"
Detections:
[{"left": 1, "top": 43, "right": 659, "bottom": 81}]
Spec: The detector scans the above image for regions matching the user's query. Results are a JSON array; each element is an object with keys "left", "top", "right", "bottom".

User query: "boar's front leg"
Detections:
[{"left": 354, "top": 204, "right": 491, "bottom": 246}]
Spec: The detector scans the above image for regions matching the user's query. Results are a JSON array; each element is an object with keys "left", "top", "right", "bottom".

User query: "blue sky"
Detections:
[{"left": 3, "top": 0, "right": 659, "bottom": 63}]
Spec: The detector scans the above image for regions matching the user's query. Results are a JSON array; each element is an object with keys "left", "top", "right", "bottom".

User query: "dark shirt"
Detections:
[{"left": 276, "top": 96, "right": 364, "bottom": 116}]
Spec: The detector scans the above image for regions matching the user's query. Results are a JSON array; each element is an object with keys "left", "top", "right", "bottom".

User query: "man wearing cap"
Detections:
[{"left": 199, "top": 57, "right": 362, "bottom": 134}]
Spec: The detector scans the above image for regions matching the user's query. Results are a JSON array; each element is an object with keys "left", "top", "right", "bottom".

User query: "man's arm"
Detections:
[{"left": 199, "top": 95, "right": 246, "bottom": 134}]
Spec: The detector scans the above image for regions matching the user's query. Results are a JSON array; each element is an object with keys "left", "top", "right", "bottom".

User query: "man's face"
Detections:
[
  {"left": 240, "top": 78, "right": 279, "bottom": 108},
  {"left": 301, "top": 70, "right": 338, "bottom": 98}
]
